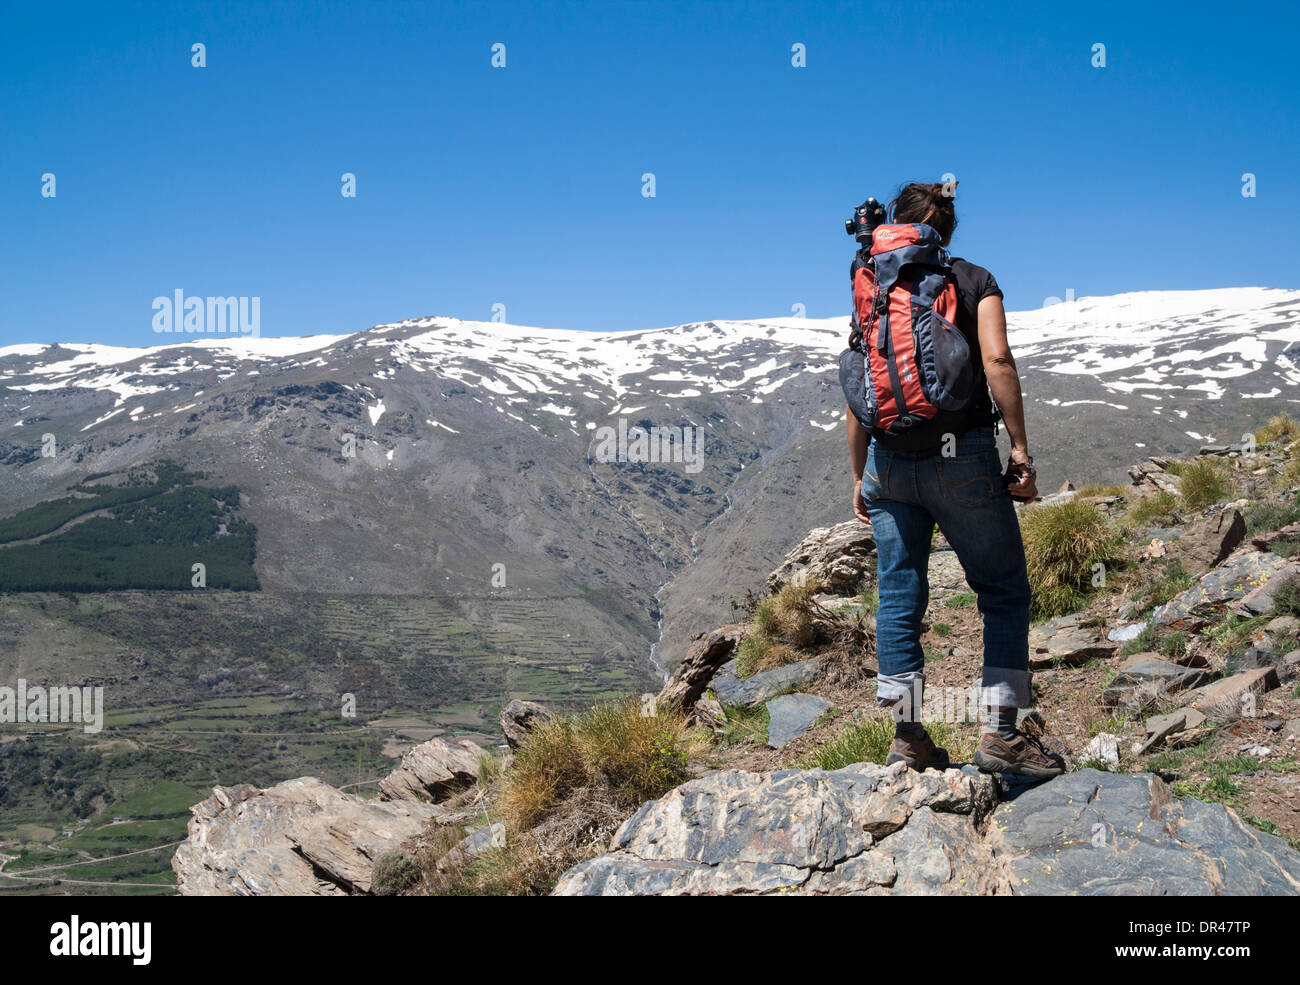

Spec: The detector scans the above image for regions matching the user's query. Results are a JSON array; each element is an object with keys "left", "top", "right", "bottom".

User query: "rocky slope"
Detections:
[
  {"left": 171, "top": 436, "right": 1300, "bottom": 895},
  {"left": 554, "top": 764, "right": 1300, "bottom": 896}
]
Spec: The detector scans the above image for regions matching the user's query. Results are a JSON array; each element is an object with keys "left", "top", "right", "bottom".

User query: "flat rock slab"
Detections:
[
  {"left": 711, "top": 658, "right": 822, "bottom": 708},
  {"left": 1139, "top": 708, "right": 1207, "bottom": 754},
  {"left": 1154, "top": 551, "right": 1290, "bottom": 631},
  {"left": 987, "top": 769, "right": 1300, "bottom": 895},
  {"left": 1101, "top": 655, "right": 1211, "bottom": 709},
  {"left": 1029, "top": 614, "right": 1116, "bottom": 669},
  {"left": 1185, "top": 667, "right": 1280, "bottom": 716},
  {"left": 765, "top": 693, "right": 831, "bottom": 748}
]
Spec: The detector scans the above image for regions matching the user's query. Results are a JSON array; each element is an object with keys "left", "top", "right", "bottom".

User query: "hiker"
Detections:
[{"left": 842, "top": 182, "right": 1064, "bottom": 778}]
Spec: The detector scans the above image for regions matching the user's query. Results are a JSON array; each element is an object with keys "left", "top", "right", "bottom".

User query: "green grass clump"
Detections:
[
  {"left": 1157, "top": 630, "right": 1191, "bottom": 661},
  {"left": 1177, "top": 459, "right": 1231, "bottom": 511},
  {"left": 498, "top": 699, "right": 698, "bottom": 832},
  {"left": 1243, "top": 496, "right": 1300, "bottom": 537},
  {"left": 1021, "top": 500, "right": 1122, "bottom": 619},
  {"left": 736, "top": 582, "right": 821, "bottom": 676},
  {"left": 944, "top": 590, "right": 977, "bottom": 609},
  {"left": 1125, "top": 489, "right": 1180, "bottom": 529},
  {"left": 720, "top": 703, "right": 769, "bottom": 747}
]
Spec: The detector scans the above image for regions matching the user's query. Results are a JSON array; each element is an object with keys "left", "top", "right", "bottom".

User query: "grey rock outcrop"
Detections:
[
  {"left": 1166, "top": 508, "right": 1246, "bottom": 577},
  {"left": 987, "top": 770, "right": 1300, "bottom": 895},
  {"left": 499, "top": 700, "right": 554, "bottom": 750},
  {"left": 377, "top": 736, "right": 483, "bottom": 802},
  {"left": 172, "top": 777, "right": 444, "bottom": 896},
  {"left": 553, "top": 764, "right": 1300, "bottom": 896},
  {"left": 766, "top": 520, "right": 876, "bottom": 595},
  {"left": 710, "top": 658, "right": 822, "bottom": 708},
  {"left": 552, "top": 761, "right": 1004, "bottom": 896},
  {"left": 657, "top": 623, "right": 746, "bottom": 713},
  {"left": 1028, "top": 613, "right": 1116, "bottom": 669},
  {"left": 1101, "top": 654, "right": 1212, "bottom": 710},
  {"left": 1153, "top": 551, "right": 1290, "bottom": 631}
]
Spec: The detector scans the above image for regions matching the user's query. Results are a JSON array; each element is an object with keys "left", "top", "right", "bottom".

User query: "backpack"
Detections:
[{"left": 838, "top": 223, "right": 977, "bottom": 443}]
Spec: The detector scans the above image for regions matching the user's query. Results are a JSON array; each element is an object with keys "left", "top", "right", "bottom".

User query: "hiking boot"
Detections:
[
  {"left": 974, "top": 732, "right": 1066, "bottom": 779},
  {"left": 885, "top": 729, "right": 951, "bottom": 772}
]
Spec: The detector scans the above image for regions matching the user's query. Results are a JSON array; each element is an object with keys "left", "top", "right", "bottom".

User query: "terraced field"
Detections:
[{"left": 0, "top": 584, "right": 661, "bottom": 893}]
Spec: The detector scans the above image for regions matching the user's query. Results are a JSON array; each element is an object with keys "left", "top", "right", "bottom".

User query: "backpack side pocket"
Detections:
[
  {"left": 911, "top": 301, "right": 975, "bottom": 411},
  {"left": 838, "top": 346, "right": 876, "bottom": 430}
]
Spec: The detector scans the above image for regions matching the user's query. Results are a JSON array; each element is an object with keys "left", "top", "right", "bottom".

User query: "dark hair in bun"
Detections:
[{"left": 888, "top": 181, "right": 958, "bottom": 246}]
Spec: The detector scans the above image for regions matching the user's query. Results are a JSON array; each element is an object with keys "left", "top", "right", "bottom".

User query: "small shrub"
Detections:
[
  {"left": 932, "top": 622, "right": 953, "bottom": 636},
  {"left": 1021, "top": 500, "right": 1122, "bottom": 619},
  {"left": 1269, "top": 573, "right": 1300, "bottom": 620},
  {"left": 754, "top": 582, "right": 819, "bottom": 648},
  {"left": 944, "top": 590, "right": 977, "bottom": 609},
  {"left": 1177, "top": 459, "right": 1230, "bottom": 511},
  {"left": 737, "top": 582, "right": 824, "bottom": 675},
  {"left": 371, "top": 851, "right": 421, "bottom": 896},
  {"left": 734, "top": 632, "right": 800, "bottom": 677},
  {"left": 1157, "top": 630, "right": 1191, "bottom": 661},
  {"left": 858, "top": 584, "right": 879, "bottom": 616}
]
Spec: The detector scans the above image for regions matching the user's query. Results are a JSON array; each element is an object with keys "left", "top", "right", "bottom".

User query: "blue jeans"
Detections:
[{"left": 860, "top": 426, "right": 1032, "bottom": 711}]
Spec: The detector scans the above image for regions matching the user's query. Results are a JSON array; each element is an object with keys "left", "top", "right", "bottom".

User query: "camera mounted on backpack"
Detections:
[{"left": 845, "top": 197, "right": 887, "bottom": 245}]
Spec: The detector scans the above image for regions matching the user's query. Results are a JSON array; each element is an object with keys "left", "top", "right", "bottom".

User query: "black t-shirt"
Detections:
[{"left": 867, "top": 257, "right": 1003, "bottom": 451}]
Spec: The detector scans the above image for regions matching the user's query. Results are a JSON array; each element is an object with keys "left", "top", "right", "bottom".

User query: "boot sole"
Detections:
[{"left": 973, "top": 747, "right": 1063, "bottom": 779}]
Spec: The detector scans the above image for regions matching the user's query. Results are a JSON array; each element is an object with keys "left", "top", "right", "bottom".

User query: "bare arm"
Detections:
[
  {"left": 977, "top": 294, "right": 1037, "bottom": 499},
  {"left": 846, "top": 405, "right": 871, "bottom": 524}
]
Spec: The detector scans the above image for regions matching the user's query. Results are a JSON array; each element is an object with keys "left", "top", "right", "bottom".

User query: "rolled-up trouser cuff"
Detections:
[
  {"left": 980, "top": 668, "right": 1032, "bottom": 708},
  {"left": 876, "top": 672, "right": 923, "bottom": 717}
]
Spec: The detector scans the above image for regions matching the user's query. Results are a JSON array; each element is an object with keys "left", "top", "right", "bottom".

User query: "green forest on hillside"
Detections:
[{"left": 0, "top": 462, "right": 259, "bottom": 591}]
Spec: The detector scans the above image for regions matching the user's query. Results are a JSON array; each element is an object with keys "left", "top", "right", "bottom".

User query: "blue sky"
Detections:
[{"left": 2, "top": 0, "right": 1297, "bottom": 347}]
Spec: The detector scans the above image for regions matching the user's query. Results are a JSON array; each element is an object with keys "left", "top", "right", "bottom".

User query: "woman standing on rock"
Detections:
[{"left": 843, "top": 182, "right": 1064, "bottom": 778}]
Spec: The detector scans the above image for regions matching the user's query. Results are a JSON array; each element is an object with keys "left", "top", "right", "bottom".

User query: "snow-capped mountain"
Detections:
[{"left": 2, "top": 286, "right": 1298, "bottom": 683}]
